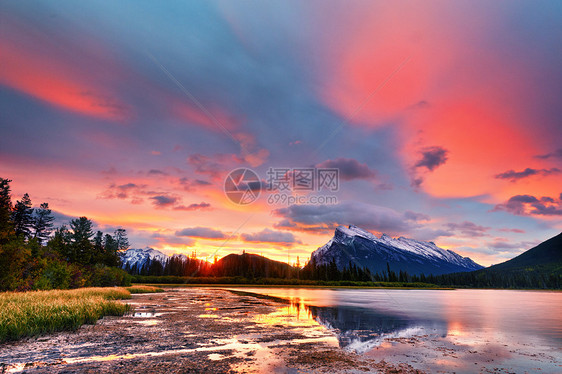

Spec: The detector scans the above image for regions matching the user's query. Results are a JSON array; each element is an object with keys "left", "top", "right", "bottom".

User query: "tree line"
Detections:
[
  {"left": 0, "top": 178, "right": 131, "bottom": 291},
  {"left": 428, "top": 267, "right": 561, "bottom": 289},
  {"left": 127, "top": 253, "right": 418, "bottom": 283},
  {"left": 127, "top": 251, "right": 560, "bottom": 289}
]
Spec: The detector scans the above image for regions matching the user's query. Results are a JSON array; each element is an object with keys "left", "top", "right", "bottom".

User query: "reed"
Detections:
[
  {"left": 0, "top": 287, "right": 135, "bottom": 342},
  {"left": 126, "top": 285, "right": 164, "bottom": 294}
]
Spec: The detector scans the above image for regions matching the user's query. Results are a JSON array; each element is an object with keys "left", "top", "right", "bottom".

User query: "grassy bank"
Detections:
[
  {"left": 0, "top": 287, "right": 159, "bottom": 342},
  {"left": 126, "top": 285, "right": 164, "bottom": 293},
  {"left": 132, "top": 275, "right": 441, "bottom": 288}
]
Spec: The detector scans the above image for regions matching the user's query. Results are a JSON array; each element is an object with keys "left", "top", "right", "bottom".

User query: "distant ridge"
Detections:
[
  {"left": 213, "top": 252, "right": 293, "bottom": 278},
  {"left": 121, "top": 248, "right": 293, "bottom": 278},
  {"left": 434, "top": 232, "right": 562, "bottom": 288},
  {"left": 486, "top": 232, "right": 562, "bottom": 272}
]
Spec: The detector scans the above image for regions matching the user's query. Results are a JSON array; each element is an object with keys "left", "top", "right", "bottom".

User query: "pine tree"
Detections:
[
  {"left": 113, "top": 228, "right": 129, "bottom": 251},
  {"left": 92, "top": 231, "right": 104, "bottom": 264},
  {"left": 94, "top": 231, "right": 103, "bottom": 248},
  {"left": 48, "top": 225, "right": 72, "bottom": 261},
  {"left": 0, "top": 178, "right": 14, "bottom": 242},
  {"left": 12, "top": 193, "right": 33, "bottom": 238},
  {"left": 103, "top": 233, "right": 120, "bottom": 267},
  {"left": 33, "top": 202, "right": 55, "bottom": 244},
  {"left": 69, "top": 217, "right": 94, "bottom": 264}
]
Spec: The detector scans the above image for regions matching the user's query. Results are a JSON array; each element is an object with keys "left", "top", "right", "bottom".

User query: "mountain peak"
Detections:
[
  {"left": 121, "top": 247, "right": 169, "bottom": 270},
  {"left": 313, "top": 225, "right": 483, "bottom": 276}
]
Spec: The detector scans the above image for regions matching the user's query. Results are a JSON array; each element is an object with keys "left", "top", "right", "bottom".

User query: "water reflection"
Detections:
[
  {"left": 237, "top": 290, "right": 448, "bottom": 354},
  {"left": 306, "top": 304, "right": 447, "bottom": 353},
  {"left": 226, "top": 288, "right": 562, "bottom": 372}
]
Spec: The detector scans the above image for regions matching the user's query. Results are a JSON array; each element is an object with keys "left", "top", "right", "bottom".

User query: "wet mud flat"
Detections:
[{"left": 0, "top": 288, "right": 420, "bottom": 374}]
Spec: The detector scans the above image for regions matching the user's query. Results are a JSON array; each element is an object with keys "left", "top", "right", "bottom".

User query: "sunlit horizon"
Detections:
[{"left": 2, "top": 1, "right": 562, "bottom": 267}]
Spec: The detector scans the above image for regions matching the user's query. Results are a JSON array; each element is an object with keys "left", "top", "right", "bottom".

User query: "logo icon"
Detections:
[{"left": 224, "top": 168, "right": 261, "bottom": 205}]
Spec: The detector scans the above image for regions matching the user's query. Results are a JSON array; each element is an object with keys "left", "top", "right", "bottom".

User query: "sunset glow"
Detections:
[{"left": 1, "top": 0, "right": 561, "bottom": 267}]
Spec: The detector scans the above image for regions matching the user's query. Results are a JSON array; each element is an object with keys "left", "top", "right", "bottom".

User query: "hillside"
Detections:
[
  {"left": 435, "top": 232, "right": 562, "bottom": 288},
  {"left": 213, "top": 252, "right": 294, "bottom": 278},
  {"left": 487, "top": 232, "right": 562, "bottom": 273}
]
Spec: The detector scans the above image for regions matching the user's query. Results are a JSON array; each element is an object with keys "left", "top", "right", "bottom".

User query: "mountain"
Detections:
[
  {"left": 486, "top": 232, "right": 562, "bottom": 272},
  {"left": 213, "top": 252, "right": 294, "bottom": 278},
  {"left": 121, "top": 247, "right": 169, "bottom": 270},
  {"left": 310, "top": 225, "right": 483, "bottom": 276},
  {"left": 434, "top": 232, "right": 562, "bottom": 288}
]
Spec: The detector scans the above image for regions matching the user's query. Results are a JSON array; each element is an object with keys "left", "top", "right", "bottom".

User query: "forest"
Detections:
[
  {"left": 129, "top": 248, "right": 561, "bottom": 289},
  {"left": 0, "top": 178, "right": 131, "bottom": 291}
]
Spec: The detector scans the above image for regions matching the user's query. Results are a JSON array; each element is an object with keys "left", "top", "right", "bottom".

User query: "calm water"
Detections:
[{"left": 226, "top": 288, "right": 562, "bottom": 372}]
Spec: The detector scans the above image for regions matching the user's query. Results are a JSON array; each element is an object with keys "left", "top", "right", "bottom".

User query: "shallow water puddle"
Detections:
[
  {"left": 3, "top": 302, "right": 339, "bottom": 374},
  {"left": 134, "top": 319, "right": 160, "bottom": 326}
]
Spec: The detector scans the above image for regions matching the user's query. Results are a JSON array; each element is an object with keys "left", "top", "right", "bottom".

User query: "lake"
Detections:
[{"left": 225, "top": 287, "right": 562, "bottom": 373}]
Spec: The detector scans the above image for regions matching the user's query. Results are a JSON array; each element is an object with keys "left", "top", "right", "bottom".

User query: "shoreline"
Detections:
[
  {"left": 1, "top": 287, "right": 560, "bottom": 373},
  {"left": 0, "top": 287, "right": 421, "bottom": 373},
  {"left": 139, "top": 283, "right": 456, "bottom": 290},
  {"left": 139, "top": 283, "right": 562, "bottom": 292}
]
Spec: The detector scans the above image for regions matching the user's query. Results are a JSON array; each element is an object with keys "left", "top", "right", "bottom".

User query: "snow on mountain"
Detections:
[
  {"left": 121, "top": 247, "right": 169, "bottom": 270},
  {"left": 312, "top": 225, "right": 483, "bottom": 276}
]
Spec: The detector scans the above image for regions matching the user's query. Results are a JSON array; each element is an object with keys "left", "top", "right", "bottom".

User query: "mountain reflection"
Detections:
[
  {"left": 228, "top": 290, "right": 448, "bottom": 354},
  {"left": 303, "top": 303, "right": 447, "bottom": 354}
]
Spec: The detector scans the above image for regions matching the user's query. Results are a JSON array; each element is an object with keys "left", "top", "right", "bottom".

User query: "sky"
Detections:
[{"left": 1, "top": 0, "right": 561, "bottom": 267}]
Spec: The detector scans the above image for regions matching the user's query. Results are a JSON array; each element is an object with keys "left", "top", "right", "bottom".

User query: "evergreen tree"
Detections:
[
  {"left": 33, "top": 203, "right": 55, "bottom": 244},
  {"left": 94, "top": 231, "right": 104, "bottom": 248},
  {"left": 69, "top": 217, "right": 94, "bottom": 264},
  {"left": 12, "top": 193, "right": 33, "bottom": 238},
  {"left": 103, "top": 233, "right": 117, "bottom": 252},
  {"left": 113, "top": 228, "right": 129, "bottom": 251},
  {"left": 47, "top": 225, "right": 73, "bottom": 261},
  {"left": 0, "top": 178, "right": 14, "bottom": 242},
  {"left": 103, "top": 233, "right": 121, "bottom": 267},
  {"left": 92, "top": 231, "right": 104, "bottom": 264}
]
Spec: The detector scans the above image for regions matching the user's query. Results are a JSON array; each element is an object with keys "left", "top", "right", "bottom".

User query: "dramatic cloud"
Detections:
[
  {"left": 415, "top": 146, "right": 449, "bottom": 171},
  {"left": 486, "top": 239, "right": 539, "bottom": 252},
  {"left": 2, "top": 1, "right": 562, "bottom": 266},
  {"left": 175, "top": 227, "right": 227, "bottom": 239},
  {"left": 151, "top": 232, "right": 195, "bottom": 247},
  {"left": 147, "top": 169, "right": 168, "bottom": 176},
  {"left": 100, "top": 183, "right": 147, "bottom": 201},
  {"left": 100, "top": 182, "right": 207, "bottom": 211},
  {"left": 187, "top": 153, "right": 241, "bottom": 181},
  {"left": 410, "top": 146, "right": 449, "bottom": 188},
  {"left": 410, "top": 228, "right": 454, "bottom": 242},
  {"left": 50, "top": 210, "right": 79, "bottom": 227},
  {"left": 241, "top": 228, "right": 301, "bottom": 246},
  {"left": 403, "top": 211, "right": 431, "bottom": 222},
  {"left": 150, "top": 195, "right": 178, "bottom": 207},
  {"left": 499, "top": 228, "right": 526, "bottom": 234},
  {"left": 535, "top": 148, "right": 562, "bottom": 160},
  {"left": 493, "top": 194, "right": 562, "bottom": 216},
  {"left": 273, "top": 202, "right": 419, "bottom": 235},
  {"left": 315, "top": 158, "right": 375, "bottom": 181},
  {"left": 495, "top": 167, "right": 560, "bottom": 181},
  {"left": 445, "top": 221, "right": 491, "bottom": 237},
  {"left": 173, "top": 202, "right": 212, "bottom": 211},
  {"left": 177, "top": 177, "right": 212, "bottom": 191}
]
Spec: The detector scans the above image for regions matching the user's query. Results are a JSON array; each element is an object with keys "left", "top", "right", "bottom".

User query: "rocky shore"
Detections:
[{"left": 0, "top": 288, "right": 422, "bottom": 373}]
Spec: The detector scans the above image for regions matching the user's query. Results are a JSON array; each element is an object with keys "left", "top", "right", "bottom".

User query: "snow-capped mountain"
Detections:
[
  {"left": 121, "top": 247, "right": 169, "bottom": 270},
  {"left": 312, "top": 225, "right": 483, "bottom": 276}
]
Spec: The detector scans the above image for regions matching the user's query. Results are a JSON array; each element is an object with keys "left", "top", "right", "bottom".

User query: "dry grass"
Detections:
[
  {"left": 126, "top": 285, "right": 164, "bottom": 294},
  {"left": 0, "top": 287, "right": 135, "bottom": 342}
]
